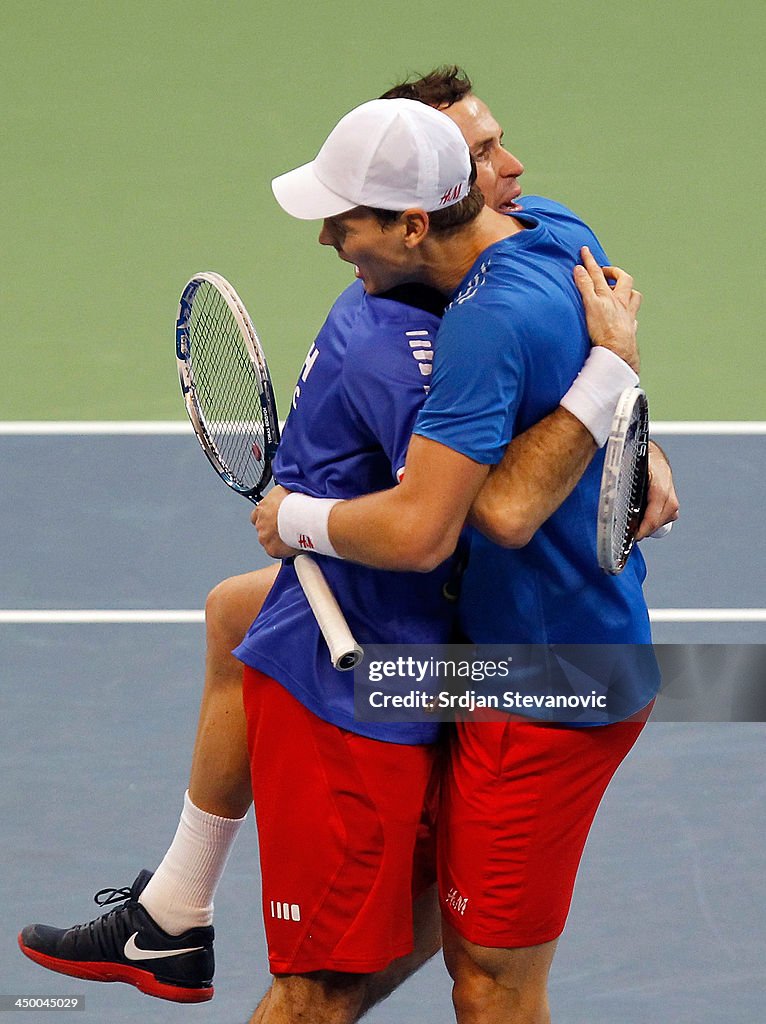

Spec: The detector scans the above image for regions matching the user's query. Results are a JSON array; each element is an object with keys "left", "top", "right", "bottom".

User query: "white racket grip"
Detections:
[
  {"left": 294, "top": 554, "right": 364, "bottom": 671},
  {"left": 648, "top": 522, "right": 673, "bottom": 539}
]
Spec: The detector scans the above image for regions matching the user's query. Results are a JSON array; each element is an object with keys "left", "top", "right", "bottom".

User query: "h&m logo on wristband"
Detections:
[{"left": 298, "top": 534, "right": 315, "bottom": 550}]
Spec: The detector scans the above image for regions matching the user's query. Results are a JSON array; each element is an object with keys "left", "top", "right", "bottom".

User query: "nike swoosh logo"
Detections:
[{"left": 123, "top": 932, "right": 204, "bottom": 961}]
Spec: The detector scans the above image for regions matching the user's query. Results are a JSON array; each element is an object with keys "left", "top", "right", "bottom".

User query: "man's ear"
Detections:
[{"left": 401, "top": 209, "right": 430, "bottom": 248}]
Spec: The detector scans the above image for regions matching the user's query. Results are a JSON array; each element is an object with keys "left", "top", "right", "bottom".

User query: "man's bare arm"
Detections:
[
  {"left": 469, "top": 409, "right": 596, "bottom": 546},
  {"left": 255, "top": 436, "right": 489, "bottom": 571},
  {"left": 256, "top": 408, "right": 594, "bottom": 568},
  {"left": 254, "top": 252, "right": 644, "bottom": 568},
  {"left": 328, "top": 435, "right": 489, "bottom": 571},
  {"left": 468, "top": 248, "right": 643, "bottom": 545}
]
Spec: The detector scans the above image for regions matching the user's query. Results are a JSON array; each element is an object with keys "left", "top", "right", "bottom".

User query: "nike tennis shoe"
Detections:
[{"left": 18, "top": 870, "right": 214, "bottom": 1003}]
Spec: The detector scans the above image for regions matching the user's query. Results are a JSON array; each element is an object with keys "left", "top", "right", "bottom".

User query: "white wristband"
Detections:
[
  {"left": 277, "top": 493, "right": 343, "bottom": 559},
  {"left": 559, "top": 347, "right": 639, "bottom": 447}
]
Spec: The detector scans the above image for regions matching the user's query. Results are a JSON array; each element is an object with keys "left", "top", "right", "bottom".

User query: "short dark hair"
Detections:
[
  {"left": 428, "top": 182, "right": 485, "bottom": 231},
  {"left": 369, "top": 65, "right": 483, "bottom": 233},
  {"left": 367, "top": 180, "right": 485, "bottom": 236},
  {"left": 380, "top": 65, "right": 473, "bottom": 109}
]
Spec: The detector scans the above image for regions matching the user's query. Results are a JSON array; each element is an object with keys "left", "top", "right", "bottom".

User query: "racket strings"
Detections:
[
  {"left": 611, "top": 419, "right": 648, "bottom": 566},
  {"left": 188, "top": 282, "right": 268, "bottom": 489}
]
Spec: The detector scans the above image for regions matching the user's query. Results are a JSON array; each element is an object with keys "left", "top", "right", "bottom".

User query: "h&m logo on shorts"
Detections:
[
  {"left": 444, "top": 887, "right": 469, "bottom": 916},
  {"left": 270, "top": 900, "right": 301, "bottom": 922}
]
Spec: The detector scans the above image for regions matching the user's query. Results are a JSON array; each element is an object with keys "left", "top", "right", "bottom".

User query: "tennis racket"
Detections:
[
  {"left": 175, "top": 271, "right": 363, "bottom": 670},
  {"left": 596, "top": 387, "right": 649, "bottom": 575}
]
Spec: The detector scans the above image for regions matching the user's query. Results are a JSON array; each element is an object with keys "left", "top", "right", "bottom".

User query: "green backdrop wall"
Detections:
[{"left": 2, "top": 0, "right": 763, "bottom": 419}]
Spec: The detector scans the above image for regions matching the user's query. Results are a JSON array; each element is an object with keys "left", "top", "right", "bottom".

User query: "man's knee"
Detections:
[
  {"left": 204, "top": 577, "right": 247, "bottom": 659},
  {"left": 205, "top": 567, "right": 278, "bottom": 657},
  {"left": 451, "top": 969, "right": 549, "bottom": 1024},
  {"left": 266, "top": 971, "right": 368, "bottom": 1024},
  {"left": 451, "top": 966, "right": 502, "bottom": 1022},
  {"left": 444, "top": 928, "right": 554, "bottom": 1024},
  {"left": 205, "top": 575, "right": 241, "bottom": 636}
]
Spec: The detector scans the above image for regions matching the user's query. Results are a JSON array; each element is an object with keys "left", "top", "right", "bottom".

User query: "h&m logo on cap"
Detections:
[{"left": 439, "top": 184, "right": 464, "bottom": 205}]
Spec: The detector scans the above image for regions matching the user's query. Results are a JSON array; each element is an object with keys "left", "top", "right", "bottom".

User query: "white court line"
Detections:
[
  {"left": 0, "top": 610, "right": 205, "bottom": 623},
  {"left": 0, "top": 421, "right": 765, "bottom": 435},
  {"left": 0, "top": 422, "right": 193, "bottom": 435},
  {"left": 651, "top": 422, "right": 766, "bottom": 435},
  {"left": 0, "top": 609, "right": 764, "bottom": 624},
  {"left": 649, "top": 609, "right": 766, "bottom": 623}
]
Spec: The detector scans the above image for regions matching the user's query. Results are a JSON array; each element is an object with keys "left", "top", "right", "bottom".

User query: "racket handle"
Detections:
[
  {"left": 294, "top": 554, "right": 364, "bottom": 671},
  {"left": 648, "top": 522, "right": 673, "bottom": 539}
]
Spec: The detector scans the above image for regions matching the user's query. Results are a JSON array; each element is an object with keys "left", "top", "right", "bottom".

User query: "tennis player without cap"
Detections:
[{"left": 18, "top": 69, "right": 677, "bottom": 1024}]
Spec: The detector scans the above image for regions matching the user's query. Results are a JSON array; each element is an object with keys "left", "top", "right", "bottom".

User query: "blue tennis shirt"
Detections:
[
  {"left": 234, "top": 282, "right": 456, "bottom": 744},
  {"left": 414, "top": 196, "right": 659, "bottom": 720}
]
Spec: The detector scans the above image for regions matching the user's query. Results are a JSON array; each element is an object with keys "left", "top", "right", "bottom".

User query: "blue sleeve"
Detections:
[
  {"left": 414, "top": 303, "right": 524, "bottom": 465},
  {"left": 521, "top": 196, "right": 609, "bottom": 256}
]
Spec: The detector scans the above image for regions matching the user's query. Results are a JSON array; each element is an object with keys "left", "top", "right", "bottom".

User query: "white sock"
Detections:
[{"left": 138, "top": 791, "right": 248, "bottom": 935}]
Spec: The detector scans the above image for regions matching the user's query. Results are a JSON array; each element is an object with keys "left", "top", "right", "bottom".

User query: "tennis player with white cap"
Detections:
[
  {"left": 272, "top": 98, "right": 473, "bottom": 219},
  {"left": 18, "top": 72, "right": 676, "bottom": 1024},
  {"left": 256, "top": 94, "right": 661, "bottom": 1024}
]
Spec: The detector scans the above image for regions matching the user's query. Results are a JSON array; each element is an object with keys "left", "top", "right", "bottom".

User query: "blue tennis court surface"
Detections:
[{"left": 1, "top": 430, "right": 764, "bottom": 1022}]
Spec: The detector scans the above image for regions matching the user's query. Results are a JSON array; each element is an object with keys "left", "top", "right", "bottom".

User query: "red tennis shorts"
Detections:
[
  {"left": 438, "top": 706, "right": 651, "bottom": 948},
  {"left": 242, "top": 667, "right": 439, "bottom": 974}
]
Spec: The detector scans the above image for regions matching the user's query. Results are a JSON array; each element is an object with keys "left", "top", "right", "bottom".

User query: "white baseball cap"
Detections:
[{"left": 271, "top": 98, "right": 472, "bottom": 220}]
